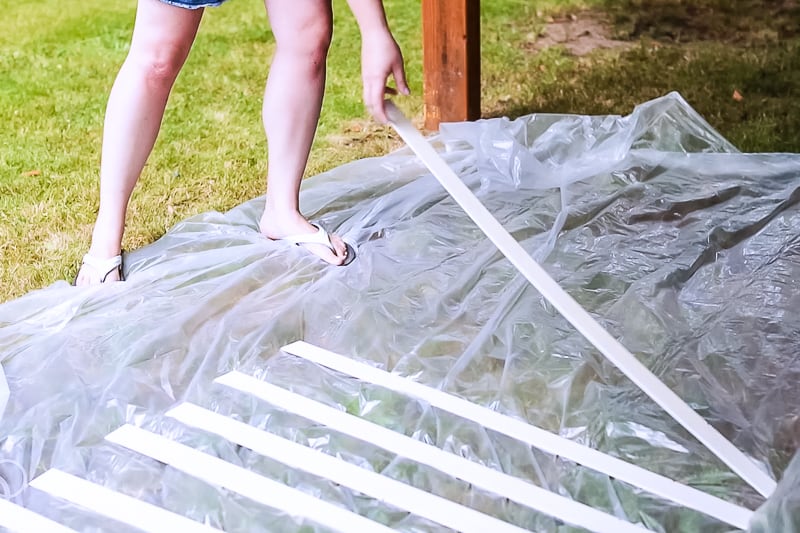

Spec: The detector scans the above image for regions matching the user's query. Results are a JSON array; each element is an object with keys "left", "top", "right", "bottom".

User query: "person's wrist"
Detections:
[{"left": 359, "top": 25, "right": 392, "bottom": 43}]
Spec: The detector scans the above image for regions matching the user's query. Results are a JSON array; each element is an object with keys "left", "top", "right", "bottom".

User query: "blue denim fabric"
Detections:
[{"left": 158, "top": 0, "right": 228, "bottom": 9}]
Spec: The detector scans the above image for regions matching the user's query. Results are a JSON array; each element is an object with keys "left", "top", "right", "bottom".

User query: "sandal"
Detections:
[
  {"left": 280, "top": 224, "right": 356, "bottom": 267},
  {"left": 74, "top": 254, "right": 124, "bottom": 285}
]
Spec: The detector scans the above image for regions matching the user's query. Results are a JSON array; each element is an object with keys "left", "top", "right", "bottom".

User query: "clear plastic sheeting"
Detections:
[
  {"left": 0, "top": 92, "right": 798, "bottom": 532},
  {"left": 0, "top": 364, "right": 8, "bottom": 423},
  {"left": 751, "top": 452, "right": 800, "bottom": 533}
]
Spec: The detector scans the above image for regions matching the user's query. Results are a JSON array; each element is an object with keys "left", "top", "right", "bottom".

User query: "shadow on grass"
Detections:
[
  {"left": 487, "top": 0, "right": 800, "bottom": 152},
  {"left": 606, "top": 0, "right": 800, "bottom": 44}
]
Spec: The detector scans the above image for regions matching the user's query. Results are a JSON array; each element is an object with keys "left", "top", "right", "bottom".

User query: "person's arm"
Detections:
[{"left": 345, "top": 0, "right": 410, "bottom": 123}]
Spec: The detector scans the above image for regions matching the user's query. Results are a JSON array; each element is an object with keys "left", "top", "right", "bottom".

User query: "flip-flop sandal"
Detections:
[
  {"left": 281, "top": 225, "right": 356, "bottom": 267},
  {"left": 74, "top": 254, "right": 125, "bottom": 285}
]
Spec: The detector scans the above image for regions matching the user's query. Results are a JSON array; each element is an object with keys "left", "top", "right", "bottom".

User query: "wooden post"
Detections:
[{"left": 422, "top": 0, "right": 480, "bottom": 131}]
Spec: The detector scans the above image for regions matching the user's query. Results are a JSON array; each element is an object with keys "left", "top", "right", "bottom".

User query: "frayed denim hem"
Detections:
[{"left": 157, "top": 0, "right": 228, "bottom": 9}]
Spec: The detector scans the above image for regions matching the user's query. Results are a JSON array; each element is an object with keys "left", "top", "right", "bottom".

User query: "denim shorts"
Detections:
[{"left": 158, "top": 0, "right": 229, "bottom": 9}]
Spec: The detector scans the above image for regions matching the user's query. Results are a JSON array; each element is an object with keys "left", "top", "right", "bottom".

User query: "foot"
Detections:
[
  {"left": 259, "top": 211, "right": 350, "bottom": 266},
  {"left": 74, "top": 254, "right": 123, "bottom": 286}
]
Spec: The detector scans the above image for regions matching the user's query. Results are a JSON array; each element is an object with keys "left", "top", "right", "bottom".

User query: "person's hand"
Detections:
[{"left": 361, "top": 31, "right": 409, "bottom": 123}]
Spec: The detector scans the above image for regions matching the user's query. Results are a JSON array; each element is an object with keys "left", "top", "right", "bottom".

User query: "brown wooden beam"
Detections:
[{"left": 422, "top": 0, "right": 480, "bottom": 131}]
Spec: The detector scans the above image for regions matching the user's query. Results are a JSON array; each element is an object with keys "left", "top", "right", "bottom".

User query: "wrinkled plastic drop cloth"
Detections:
[
  {"left": 0, "top": 364, "right": 7, "bottom": 423},
  {"left": 1, "top": 92, "right": 799, "bottom": 532}
]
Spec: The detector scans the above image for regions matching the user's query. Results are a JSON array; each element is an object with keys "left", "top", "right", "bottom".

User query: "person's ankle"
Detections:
[
  {"left": 87, "top": 238, "right": 122, "bottom": 259},
  {"left": 90, "top": 212, "right": 125, "bottom": 255},
  {"left": 261, "top": 205, "right": 305, "bottom": 225}
]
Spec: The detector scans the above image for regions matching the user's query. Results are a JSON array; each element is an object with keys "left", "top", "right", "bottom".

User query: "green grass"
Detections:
[
  {"left": 481, "top": 0, "right": 800, "bottom": 151},
  {"left": 1, "top": 0, "right": 798, "bottom": 302}
]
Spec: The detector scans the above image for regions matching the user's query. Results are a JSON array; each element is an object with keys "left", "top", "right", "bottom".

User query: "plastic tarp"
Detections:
[
  {"left": 0, "top": 364, "right": 7, "bottom": 426},
  {"left": 0, "top": 92, "right": 798, "bottom": 532}
]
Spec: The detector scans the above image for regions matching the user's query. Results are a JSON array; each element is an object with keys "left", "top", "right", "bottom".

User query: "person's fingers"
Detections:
[
  {"left": 365, "top": 77, "right": 389, "bottom": 123},
  {"left": 393, "top": 60, "right": 410, "bottom": 95}
]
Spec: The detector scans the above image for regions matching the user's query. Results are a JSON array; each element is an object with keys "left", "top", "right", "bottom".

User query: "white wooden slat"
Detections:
[
  {"left": 105, "top": 425, "right": 395, "bottom": 533},
  {"left": 216, "top": 371, "right": 651, "bottom": 533},
  {"left": 29, "top": 469, "right": 220, "bottom": 533},
  {"left": 168, "top": 402, "right": 529, "bottom": 533},
  {"left": 0, "top": 496, "right": 77, "bottom": 533},
  {"left": 385, "top": 101, "right": 775, "bottom": 499},
  {"left": 281, "top": 340, "right": 753, "bottom": 530}
]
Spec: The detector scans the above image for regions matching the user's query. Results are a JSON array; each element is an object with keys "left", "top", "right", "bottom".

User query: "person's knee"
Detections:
[
  {"left": 306, "top": 18, "right": 333, "bottom": 61},
  {"left": 277, "top": 17, "right": 332, "bottom": 67},
  {"left": 128, "top": 42, "right": 189, "bottom": 87}
]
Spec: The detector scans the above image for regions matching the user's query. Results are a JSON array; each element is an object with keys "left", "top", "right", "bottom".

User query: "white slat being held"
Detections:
[{"left": 384, "top": 101, "right": 775, "bottom": 499}]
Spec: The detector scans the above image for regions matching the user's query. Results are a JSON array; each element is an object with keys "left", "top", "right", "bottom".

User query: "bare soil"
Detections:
[{"left": 525, "top": 12, "right": 634, "bottom": 56}]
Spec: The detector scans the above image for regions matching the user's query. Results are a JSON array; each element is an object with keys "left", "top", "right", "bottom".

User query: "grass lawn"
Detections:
[{"left": 1, "top": 0, "right": 798, "bottom": 302}]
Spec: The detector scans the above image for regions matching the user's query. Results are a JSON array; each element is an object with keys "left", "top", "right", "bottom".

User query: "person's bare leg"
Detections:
[
  {"left": 258, "top": 0, "right": 348, "bottom": 265},
  {"left": 75, "top": 0, "right": 203, "bottom": 285}
]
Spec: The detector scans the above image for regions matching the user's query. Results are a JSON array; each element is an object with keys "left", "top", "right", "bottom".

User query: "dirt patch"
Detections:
[{"left": 525, "top": 12, "right": 634, "bottom": 56}]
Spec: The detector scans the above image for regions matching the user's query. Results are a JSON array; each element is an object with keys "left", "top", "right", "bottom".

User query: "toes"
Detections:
[
  {"left": 321, "top": 243, "right": 344, "bottom": 266},
  {"left": 297, "top": 240, "right": 341, "bottom": 266},
  {"left": 328, "top": 235, "right": 348, "bottom": 264}
]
